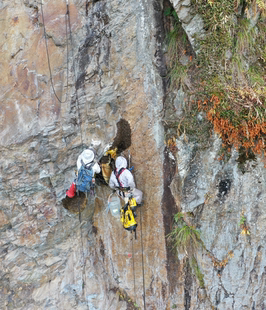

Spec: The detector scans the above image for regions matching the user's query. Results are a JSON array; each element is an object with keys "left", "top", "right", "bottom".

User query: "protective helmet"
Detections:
[{"left": 80, "top": 149, "right": 94, "bottom": 165}]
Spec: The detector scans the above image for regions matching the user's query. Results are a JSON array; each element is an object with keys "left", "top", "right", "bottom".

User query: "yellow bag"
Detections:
[
  {"left": 101, "top": 162, "right": 112, "bottom": 184},
  {"left": 120, "top": 198, "right": 137, "bottom": 232}
]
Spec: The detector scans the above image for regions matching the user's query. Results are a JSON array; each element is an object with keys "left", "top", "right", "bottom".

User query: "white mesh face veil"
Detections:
[{"left": 115, "top": 156, "right": 127, "bottom": 170}]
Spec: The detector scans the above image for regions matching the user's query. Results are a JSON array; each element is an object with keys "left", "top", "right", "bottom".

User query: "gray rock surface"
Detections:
[
  {"left": 169, "top": 0, "right": 205, "bottom": 49},
  {"left": 170, "top": 134, "right": 266, "bottom": 309},
  {"left": 1, "top": 0, "right": 166, "bottom": 308},
  {"left": 0, "top": 0, "right": 265, "bottom": 309}
]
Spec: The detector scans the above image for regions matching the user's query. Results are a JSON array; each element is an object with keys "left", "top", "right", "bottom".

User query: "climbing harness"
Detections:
[{"left": 115, "top": 168, "right": 126, "bottom": 188}]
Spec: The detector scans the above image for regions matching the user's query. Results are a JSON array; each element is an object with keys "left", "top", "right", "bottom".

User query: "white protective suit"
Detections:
[{"left": 109, "top": 156, "right": 143, "bottom": 204}]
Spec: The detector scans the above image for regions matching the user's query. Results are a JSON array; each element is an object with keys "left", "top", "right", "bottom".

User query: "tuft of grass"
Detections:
[
  {"left": 171, "top": 225, "right": 201, "bottom": 255},
  {"left": 191, "top": 256, "right": 205, "bottom": 288},
  {"left": 165, "top": 7, "right": 194, "bottom": 91},
  {"left": 167, "top": 212, "right": 205, "bottom": 288},
  {"left": 167, "top": 213, "right": 202, "bottom": 257},
  {"left": 239, "top": 215, "right": 247, "bottom": 226},
  {"left": 248, "top": 65, "right": 265, "bottom": 87},
  {"left": 174, "top": 212, "right": 184, "bottom": 222},
  {"left": 170, "top": 64, "right": 189, "bottom": 90},
  {"left": 164, "top": 7, "right": 179, "bottom": 21},
  {"left": 235, "top": 19, "right": 256, "bottom": 54}
]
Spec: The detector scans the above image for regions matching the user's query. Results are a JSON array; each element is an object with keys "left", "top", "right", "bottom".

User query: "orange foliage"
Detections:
[
  {"left": 200, "top": 95, "right": 266, "bottom": 156},
  {"left": 207, "top": 250, "right": 234, "bottom": 269}
]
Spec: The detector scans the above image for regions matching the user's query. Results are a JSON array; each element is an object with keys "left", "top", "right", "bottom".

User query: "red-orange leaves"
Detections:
[{"left": 201, "top": 95, "right": 266, "bottom": 157}]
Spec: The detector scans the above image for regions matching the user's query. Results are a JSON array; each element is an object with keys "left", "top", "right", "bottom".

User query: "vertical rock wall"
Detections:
[
  {"left": 167, "top": 135, "right": 266, "bottom": 309},
  {"left": 1, "top": 0, "right": 265, "bottom": 309},
  {"left": 0, "top": 0, "right": 168, "bottom": 309}
]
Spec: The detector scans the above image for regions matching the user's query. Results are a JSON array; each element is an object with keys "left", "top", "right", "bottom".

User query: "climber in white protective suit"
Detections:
[
  {"left": 109, "top": 156, "right": 143, "bottom": 204},
  {"left": 66, "top": 149, "right": 101, "bottom": 198}
]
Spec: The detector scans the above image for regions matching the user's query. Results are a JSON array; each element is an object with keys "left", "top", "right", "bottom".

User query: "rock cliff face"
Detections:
[
  {"left": 1, "top": 0, "right": 166, "bottom": 309},
  {"left": 0, "top": 0, "right": 265, "bottom": 309}
]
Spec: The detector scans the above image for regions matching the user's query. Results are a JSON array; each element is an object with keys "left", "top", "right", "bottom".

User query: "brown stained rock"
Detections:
[
  {"left": 40, "top": 1, "right": 80, "bottom": 46},
  {"left": 111, "top": 118, "right": 131, "bottom": 153},
  {"left": 92, "top": 61, "right": 168, "bottom": 307},
  {"left": 62, "top": 192, "right": 88, "bottom": 214},
  {"left": 0, "top": 210, "right": 9, "bottom": 225},
  {"left": 11, "top": 16, "right": 19, "bottom": 25},
  {"left": 16, "top": 224, "right": 41, "bottom": 247},
  {"left": 0, "top": 2, "right": 70, "bottom": 145},
  {"left": 17, "top": 64, "right": 37, "bottom": 98}
]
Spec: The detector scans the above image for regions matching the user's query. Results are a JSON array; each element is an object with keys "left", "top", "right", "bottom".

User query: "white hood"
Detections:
[{"left": 115, "top": 156, "right": 128, "bottom": 170}]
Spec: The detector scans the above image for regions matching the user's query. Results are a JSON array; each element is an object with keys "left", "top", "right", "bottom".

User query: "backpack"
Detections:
[
  {"left": 120, "top": 198, "right": 138, "bottom": 232},
  {"left": 76, "top": 162, "right": 94, "bottom": 193}
]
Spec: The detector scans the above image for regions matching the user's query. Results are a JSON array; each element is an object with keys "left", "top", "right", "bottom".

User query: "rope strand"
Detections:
[
  {"left": 41, "top": 0, "right": 86, "bottom": 300},
  {"left": 67, "top": 3, "right": 84, "bottom": 149},
  {"left": 131, "top": 234, "right": 136, "bottom": 301},
  {"left": 128, "top": 150, "right": 146, "bottom": 309},
  {"left": 140, "top": 205, "right": 146, "bottom": 309},
  {"left": 40, "top": 0, "right": 69, "bottom": 104},
  {"left": 78, "top": 201, "right": 86, "bottom": 299},
  {"left": 66, "top": 0, "right": 86, "bottom": 299}
]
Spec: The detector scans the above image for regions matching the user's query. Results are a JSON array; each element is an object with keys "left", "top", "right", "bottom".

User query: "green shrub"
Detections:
[{"left": 167, "top": 212, "right": 205, "bottom": 287}]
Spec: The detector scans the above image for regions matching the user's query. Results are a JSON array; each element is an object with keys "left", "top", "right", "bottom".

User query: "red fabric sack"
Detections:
[{"left": 66, "top": 182, "right": 76, "bottom": 198}]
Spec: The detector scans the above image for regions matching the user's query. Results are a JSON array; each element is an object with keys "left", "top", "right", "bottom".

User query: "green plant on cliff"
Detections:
[
  {"left": 165, "top": 8, "right": 194, "bottom": 90},
  {"left": 239, "top": 214, "right": 251, "bottom": 235},
  {"left": 191, "top": 256, "right": 205, "bottom": 289},
  {"left": 168, "top": 213, "right": 202, "bottom": 256},
  {"left": 190, "top": 0, "right": 266, "bottom": 159},
  {"left": 239, "top": 215, "right": 247, "bottom": 226},
  {"left": 167, "top": 213, "right": 205, "bottom": 287}
]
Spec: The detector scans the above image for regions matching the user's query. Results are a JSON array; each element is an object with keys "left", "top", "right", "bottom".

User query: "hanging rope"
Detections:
[
  {"left": 41, "top": 0, "right": 84, "bottom": 149},
  {"left": 131, "top": 233, "right": 136, "bottom": 302},
  {"left": 128, "top": 150, "right": 146, "bottom": 309},
  {"left": 40, "top": 0, "right": 69, "bottom": 104},
  {"left": 65, "top": 0, "right": 86, "bottom": 298},
  {"left": 78, "top": 202, "right": 87, "bottom": 298},
  {"left": 139, "top": 204, "right": 146, "bottom": 309},
  {"left": 66, "top": 2, "right": 84, "bottom": 149}
]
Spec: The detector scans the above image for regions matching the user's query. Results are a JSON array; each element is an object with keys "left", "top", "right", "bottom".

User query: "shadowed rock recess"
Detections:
[{"left": 0, "top": 0, "right": 266, "bottom": 309}]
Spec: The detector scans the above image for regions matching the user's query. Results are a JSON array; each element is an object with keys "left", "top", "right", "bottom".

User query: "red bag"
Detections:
[{"left": 66, "top": 182, "right": 76, "bottom": 198}]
